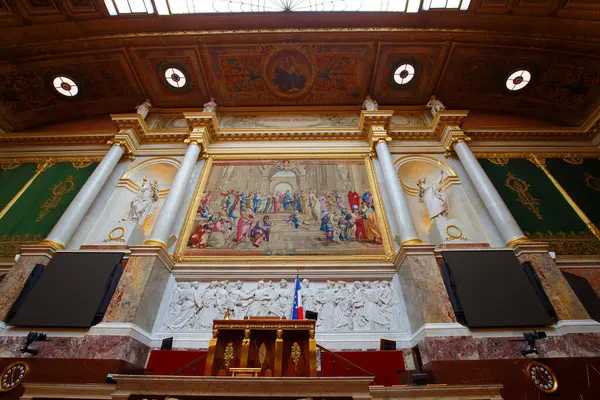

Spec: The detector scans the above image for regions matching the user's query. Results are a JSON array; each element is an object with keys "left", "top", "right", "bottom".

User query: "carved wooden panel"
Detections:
[
  {"left": 131, "top": 47, "right": 209, "bottom": 108},
  {"left": 0, "top": 50, "right": 142, "bottom": 131},
  {"left": 371, "top": 43, "right": 448, "bottom": 105},
  {"left": 436, "top": 44, "right": 600, "bottom": 126}
]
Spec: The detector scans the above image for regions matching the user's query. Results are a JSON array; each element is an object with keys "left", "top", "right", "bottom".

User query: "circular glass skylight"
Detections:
[
  {"left": 393, "top": 64, "right": 415, "bottom": 85},
  {"left": 53, "top": 76, "right": 78, "bottom": 97},
  {"left": 506, "top": 70, "right": 531, "bottom": 91},
  {"left": 165, "top": 67, "right": 187, "bottom": 88}
]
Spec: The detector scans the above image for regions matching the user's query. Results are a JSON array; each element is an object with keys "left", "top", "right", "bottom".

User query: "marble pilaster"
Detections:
[
  {"left": 515, "top": 244, "right": 589, "bottom": 321},
  {"left": 396, "top": 244, "right": 456, "bottom": 332},
  {"left": 103, "top": 246, "right": 173, "bottom": 333},
  {"left": 0, "top": 245, "right": 55, "bottom": 321}
]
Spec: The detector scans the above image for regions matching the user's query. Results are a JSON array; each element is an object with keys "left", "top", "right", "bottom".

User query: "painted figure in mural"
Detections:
[
  {"left": 417, "top": 169, "right": 448, "bottom": 220},
  {"left": 135, "top": 98, "right": 152, "bottom": 120},
  {"left": 274, "top": 56, "right": 306, "bottom": 93},
  {"left": 362, "top": 95, "right": 379, "bottom": 111},
  {"left": 287, "top": 212, "right": 309, "bottom": 230},
  {"left": 129, "top": 178, "right": 159, "bottom": 225},
  {"left": 282, "top": 190, "right": 294, "bottom": 210},
  {"left": 348, "top": 190, "right": 360, "bottom": 210},
  {"left": 250, "top": 215, "right": 273, "bottom": 247},
  {"left": 203, "top": 97, "right": 218, "bottom": 113},
  {"left": 309, "top": 191, "right": 321, "bottom": 221},
  {"left": 234, "top": 209, "right": 255, "bottom": 243},
  {"left": 362, "top": 189, "right": 373, "bottom": 207},
  {"left": 426, "top": 95, "right": 446, "bottom": 118}
]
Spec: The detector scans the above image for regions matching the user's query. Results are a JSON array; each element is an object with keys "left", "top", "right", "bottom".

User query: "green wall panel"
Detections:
[
  {"left": 546, "top": 158, "right": 600, "bottom": 229},
  {"left": 0, "top": 163, "right": 36, "bottom": 211},
  {"left": 480, "top": 158, "right": 600, "bottom": 255},
  {"left": 0, "top": 162, "right": 97, "bottom": 256}
]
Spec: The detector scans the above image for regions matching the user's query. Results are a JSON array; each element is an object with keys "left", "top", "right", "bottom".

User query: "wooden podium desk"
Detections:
[{"left": 205, "top": 319, "right": 317, "bottom": 377}]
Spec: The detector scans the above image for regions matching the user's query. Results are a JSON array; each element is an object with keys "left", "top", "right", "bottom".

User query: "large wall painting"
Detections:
[{"left": 181, "top": 158, "right": 390, "bottom": 258}]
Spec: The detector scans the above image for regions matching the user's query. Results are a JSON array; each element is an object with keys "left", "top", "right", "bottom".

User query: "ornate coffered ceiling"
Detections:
[{"left": 0, "top": 0, "right": 599, "bottom": 132}]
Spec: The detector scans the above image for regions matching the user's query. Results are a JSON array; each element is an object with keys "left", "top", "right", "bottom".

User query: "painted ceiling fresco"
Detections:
[{"left": 0, "top": 1, "right": 599, "bottom": 131}]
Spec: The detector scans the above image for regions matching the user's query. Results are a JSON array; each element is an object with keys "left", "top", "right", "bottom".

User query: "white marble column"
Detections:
[
  {"left": 145, "top": 141, "right": 201, "bottom": 247},
  {"left": 43, "top": 143, "right": 125, "bottom": 249},
  {"left": 453, "top": 139, "right": 526, "bottom": 245},
  {"left": 375, "top": 139, "right": 420, "bottom": 244}
]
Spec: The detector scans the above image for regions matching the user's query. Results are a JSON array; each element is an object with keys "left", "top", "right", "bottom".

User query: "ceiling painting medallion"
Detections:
[{"left": 262, "top": 47, "right": 317, "bottom": 100}]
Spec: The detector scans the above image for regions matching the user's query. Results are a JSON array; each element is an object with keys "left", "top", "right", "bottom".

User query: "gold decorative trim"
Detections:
[
  {"left": 291, "top": 342, "right": 301, "bottom": 371},
  {"left": 525, "top": 231, "right": 600, "bottom": 255},
  {"left": 505, "top": 237, "right": 530, "bottom": 248},
  {"left": 0, "top": 162, "right": 22, "bottom": 170},
  {"left": 504, "top": 172, "right": 543, "bottom": 220},
  {"left": 144, "top": 239, "right": 168, "bottom": 249},
  {"left": 103, "top": 227, "right": 126, "bottom": 243},
  {"left": 223, "top": 342, "right": 234, "bottom": 369},
  {"left": 475, "top": 152, "right": 600, "bottom": 160},
  {"left": 0, "top": 159, "right": 54, "bottom": 221},
  {"left": 401, "top": 238, "right": 423, "bottom": 246},
  {"left": 0, "top": 234, "right": 45, "bottom": 256},
  {"left": 38, "top": 239, "right": 66, "bottom": 250},
  {"left": 36, "top": 176, "right": 75, "bottom": 223},
  {"left": 445, "top": 225, "right": 469, "bottom": 241}
]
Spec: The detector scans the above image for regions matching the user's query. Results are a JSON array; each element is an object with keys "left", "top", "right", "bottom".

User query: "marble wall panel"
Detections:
[
  {"left": 399, "top": 254, "right": 456, "bottom": 333},
  {"left": 518, "top": 252, "right": 589, "bottom": 320},
  {"left": 563, "top": 267, "right": 600, "bottom": 297},
  {"left": 104, "top": 255, "right": 169, "bottom": 334},
  {"left": 0, "top": 254, "right": 51, "bottom": 321},
  {"left": 0, "top": 335, "right": 149, "bottom": 366}
]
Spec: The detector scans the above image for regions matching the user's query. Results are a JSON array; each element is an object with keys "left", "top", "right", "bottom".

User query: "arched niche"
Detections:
[{"left": 394, "top": 155, "right": 485, "bottom": 244}]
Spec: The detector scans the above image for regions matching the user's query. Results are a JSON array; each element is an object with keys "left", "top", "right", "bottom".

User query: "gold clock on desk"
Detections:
[
  {"left": 526, "top": 361, "right": 558, "bottom": 394},
  {"left": 0, "top": 361, "right": 28, "bottom": 392}
]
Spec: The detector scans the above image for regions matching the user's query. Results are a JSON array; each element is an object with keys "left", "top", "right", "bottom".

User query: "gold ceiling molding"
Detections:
[
  {"left": 474, "top": 152, "right": 600, "bottom": 160},
  {"left": 466, "top": 130, "right": 593, "bottom": 141},
  {"left": 0, "top": 134, "right": 113, "bottom": 146},
  {"left": 0, "top": 156, "right": 103, "bottom": 164},
  {"left": 9, "top": 26, "right": 600, "bottom": 50}
]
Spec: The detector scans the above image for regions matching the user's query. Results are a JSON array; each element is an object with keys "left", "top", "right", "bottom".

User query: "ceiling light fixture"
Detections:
[
  {"left": 165, "top": 67, "right": 187, "bottom": 88},
  {"left": 393, "top": 64, "right": 415, "bottom": 85},
  {"left": 52, "top": 76, "right": 79, "bottom": 97},
  {"left": 506, "top": 69, "right": 531, "bottom": 91}
]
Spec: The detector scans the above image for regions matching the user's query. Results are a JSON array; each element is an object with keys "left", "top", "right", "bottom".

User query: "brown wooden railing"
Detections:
[
  {"left": 170, "top": 352, "right": 209, "bottom": 376},
  {"left": 317, "top": 344, "right": 375, "bottom": 384}
]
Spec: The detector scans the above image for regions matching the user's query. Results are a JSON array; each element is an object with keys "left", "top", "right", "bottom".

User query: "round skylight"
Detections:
[
  {"left": 393, "top": 64, "right": 415, "bottom": 85},
  {"left": 506, "top": 70, "right": 531, "bottom": 91},
  {"left": 165, "top": 67, "right": 187, "bottom": 88},
  {"left": 53, "top": 76, "right": 78, "bottom": 97}
]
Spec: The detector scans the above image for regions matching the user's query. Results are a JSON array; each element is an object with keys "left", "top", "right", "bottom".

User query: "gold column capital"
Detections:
[
  {"left": 108, "top": 127, "right": 140, "bottom": 156},
  {"left": 441, "top": 127, "right": 471, "bottom": 155}
]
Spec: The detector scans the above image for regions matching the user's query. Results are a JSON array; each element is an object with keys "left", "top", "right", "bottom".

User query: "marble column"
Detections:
[
  {"left": 145, "top": 141, "right": 201, "bottom": 247},
  {"left": 375, "top": 139, "right": 420, "bottom": 244},
  {"left": 43, "top": 143, "right": 126, "bottom": 249},
  {"left": 452, "top": 139, "right": 526, "bottom": 245}
]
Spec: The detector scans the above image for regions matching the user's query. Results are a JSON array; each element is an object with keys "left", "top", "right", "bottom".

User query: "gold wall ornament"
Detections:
[
  {"left": 445, "top": 225, "right": 469, "bottom": 241},
  {"left": 259, "top": 343, "right": 267, "bottom": 368},
  {"left": 103, "top": 227, "right": 126, "bottom": 243},
  {"left": 37, "top": 176, "right": 76, "bottom": 222},
  {"left": 71, "top": 161, "right": 93, "bottom": 170},
  {"left": 0, "top": 233, "right": 45, "bottom": 256},
  {"left": 291, "top": 342, "right": 301, "bottom": 371},
  {"left": 223, "top": 342, "right": 235, "bottom": 369},
  {"left": 0, "top": 162, "right": 22, "bottom": 170},
  {"left": 584, "top": 172, "right": 600, "bottom": 192},
  {"left": 504, "top": 172, "right": 543, "bottom": 220},
  {"left": 487, "top": 157, "right": 510, "bottom": 166},
  {"left": 562, "top": 157, "right": 584, "bottom": 165},
  {"left": 525, "top": 231, "right": 600, "bottom": 255},
  {"left": 0, "top": 160, "right": 54, "bottom": 221}
]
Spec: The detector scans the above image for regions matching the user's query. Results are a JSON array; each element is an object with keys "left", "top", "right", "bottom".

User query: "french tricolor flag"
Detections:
[{"left": 292, "top": 274, "right": 303, "bottom": 320}]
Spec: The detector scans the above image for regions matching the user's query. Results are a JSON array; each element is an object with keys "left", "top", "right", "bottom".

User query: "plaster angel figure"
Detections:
[
  {"left": 426, "top": 95, "right": 446, "bottom": 118},
  {"left": 417, "top": 169, "right": 448, "bottom": 221},
  {"left": 129, "top": 178, "right": 160, "bottom": 225},
  {"left": 203, "top": 97, "right": 218, "bottom": 113},
  {"left": 135, "top": 98, "right": 152, "bottom": 120},
  {"left": 362, "top": 95, "right": 379, "bottom": 111}
]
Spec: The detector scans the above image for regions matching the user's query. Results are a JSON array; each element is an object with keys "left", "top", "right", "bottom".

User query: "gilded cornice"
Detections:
[
  {"left": 466, "top": 130, "right": 593, "bottom": 141},
  {"left": 0, "top": 134, "right": 112, "bottom": 146},
  {"left": 0, "top": 156, "right": 103, "bottom": 165},
  {"left": 474, "top": 152, "right": 600, "bottom": 160}
]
